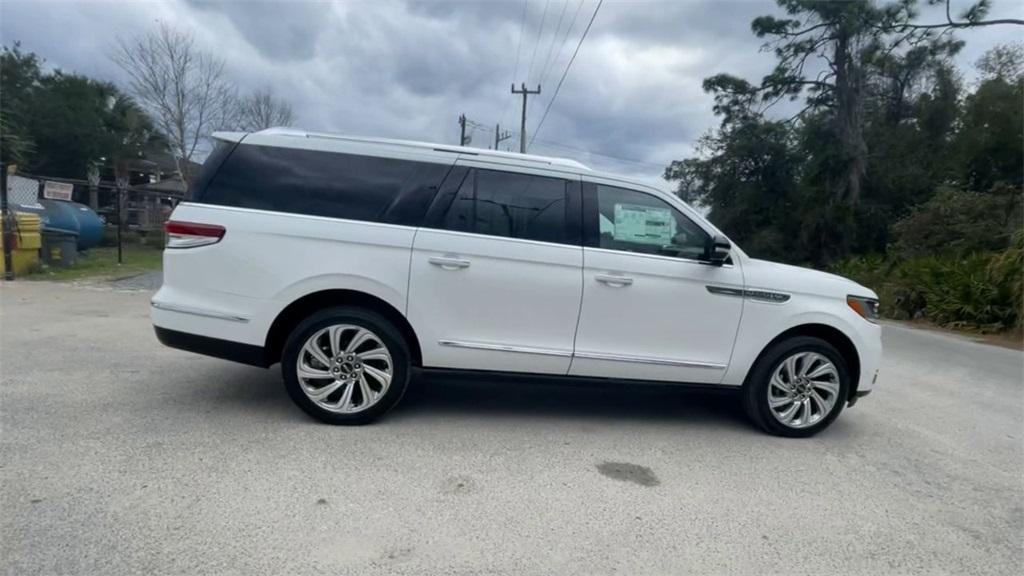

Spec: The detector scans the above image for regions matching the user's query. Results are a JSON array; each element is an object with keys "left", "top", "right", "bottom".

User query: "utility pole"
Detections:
[
  {"left": 494, "top": 124, "right": 512, "bottom": 150},
  {"left": 115, "top": 172, "right": 128, "bottom": 265},
  {"left": 458, "top": 113, "right": 471, "bottom": 146},
  {"left": 511, "top": 83, "right": 541, "bottom": 153},
  {"left": 1, "top": 163, "right": 12, "bottom": 280}
]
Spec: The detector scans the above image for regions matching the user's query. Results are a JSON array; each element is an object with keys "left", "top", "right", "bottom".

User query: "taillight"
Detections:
[{"left": 164, "top": 221, "right": 225, "bottom": 249}]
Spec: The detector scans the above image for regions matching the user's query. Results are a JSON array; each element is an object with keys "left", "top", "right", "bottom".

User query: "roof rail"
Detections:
[{"left": 248, "top": 127, "right": 591, "bottom": 171}]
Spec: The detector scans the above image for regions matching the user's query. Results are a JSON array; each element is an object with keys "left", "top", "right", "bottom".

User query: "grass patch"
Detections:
[{"left": 28, "top": 245, "right": 163, "bottom": 282}]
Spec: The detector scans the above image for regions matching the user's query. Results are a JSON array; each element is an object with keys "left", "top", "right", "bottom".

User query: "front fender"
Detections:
[{"left": 721, "top": 296, "right": 879, "bottom": 388}]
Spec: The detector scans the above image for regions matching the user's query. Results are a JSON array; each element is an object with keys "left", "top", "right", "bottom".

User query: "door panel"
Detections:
[
  {"left": 407, "top": 163, "right": 583, "bottom": 374},
  {"left": 570, "top": 182, "right": 744, "bottom": 384},
  {"left": 408, "top": 230, "right": 582, "bottom": 373},
  {"left": 569, "top": 248, "right": 743, "bottom": 383}
]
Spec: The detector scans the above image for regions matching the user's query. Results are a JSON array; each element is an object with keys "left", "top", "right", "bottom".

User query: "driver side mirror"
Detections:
[{"left": 704, "top": 234, "right": 731, "bottom": 266}]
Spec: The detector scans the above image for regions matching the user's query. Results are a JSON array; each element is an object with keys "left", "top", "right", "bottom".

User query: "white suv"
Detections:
[{"left": 152, "top": 128, "right": 881, "bottom": 437}]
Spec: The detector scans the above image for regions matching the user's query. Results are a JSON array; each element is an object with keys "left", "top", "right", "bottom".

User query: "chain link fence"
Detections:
[{"left": 3, "top": 169, "right": 186, "bottom": 276}]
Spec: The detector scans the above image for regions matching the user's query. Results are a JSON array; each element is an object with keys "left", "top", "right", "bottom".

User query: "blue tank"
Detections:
[
  {"left": 17, "top": 200, "right": 103, "bottom": 250},
  {"left": 66, "top": 202, "right": 103, "bottom": 250},
  {"left": 36, "top": 199, "right": 79, "bottom": 235}
]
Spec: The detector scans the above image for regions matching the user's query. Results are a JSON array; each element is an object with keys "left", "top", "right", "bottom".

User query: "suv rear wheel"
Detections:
[
  {"left": 282, "top": 307, "right": 410, "bottom": 425},
  {"left": 742, "top": 336, "right": 850, "bottom": 438}
]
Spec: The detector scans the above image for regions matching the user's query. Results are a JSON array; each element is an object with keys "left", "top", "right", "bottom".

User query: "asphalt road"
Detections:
[{"left": 2, "top": 281, "right": 1021, "bottom": 575}]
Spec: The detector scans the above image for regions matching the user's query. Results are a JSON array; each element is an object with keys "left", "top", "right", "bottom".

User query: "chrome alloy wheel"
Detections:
[
  {"left": 767, "top": 351, "right": 840, "bottom": 429},
  {"left": 295, "top": 324, "right": 393, "bottom": 414}
]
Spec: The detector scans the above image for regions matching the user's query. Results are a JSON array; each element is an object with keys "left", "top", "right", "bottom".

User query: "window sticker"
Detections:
[{"left": 613, "top": 203, "right": 675, "bottom": 245}]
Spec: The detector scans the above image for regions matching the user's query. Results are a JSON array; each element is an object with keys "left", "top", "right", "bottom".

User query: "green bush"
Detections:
[
  {"left": 916, "top": 255, "right": 1017, "bottom": 330},
  {"left": 987, "top": 229, "right": 1024, "bottom": 328},
  {"left": 832, "top": 242, "right": 1023, "bottom": 331},
  {"left": 890, "top": 186, "right": 1022, "bottom": 259}
]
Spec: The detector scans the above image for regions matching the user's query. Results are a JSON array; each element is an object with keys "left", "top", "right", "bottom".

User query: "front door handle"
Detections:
[
  {"left": 595, "top": 274, "right": 633, "bottom": 287},
  {"left": 428, "top": 256, "right": 471, "bottom": 270}
]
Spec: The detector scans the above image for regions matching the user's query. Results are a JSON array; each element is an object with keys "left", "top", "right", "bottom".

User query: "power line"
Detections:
[
  {"left": 525, "top": 0, "right": 551, "bottom": 85},
  {"left": 537, "top": 1, "right": 569, "bottom": 89},
  {"left": 530, "top": 0, "right": 603, "bottom": 147},
  {"left": 501, "top": 0, "right": 530, "bottom": 129},
  {"left": 464, "top": 122, "right": 666, "bottom": 170},
  {"left": 529, "top": 140, "right": 666, "bottom": 170},
  {"left": 539, "top": 0, "right": 585, "bottom": 89}
]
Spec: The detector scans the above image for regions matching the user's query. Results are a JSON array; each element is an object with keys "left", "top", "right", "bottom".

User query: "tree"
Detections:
[
  {"left": 741, "top": 1, "right": 970, "bottom": 206},
  {"left": 0, "top": 42, "right": 41, "bottom": 167},
  {"left": 680, "top": 0, "right": 1021, "bottom": 261},
  {"left": 952, "top": 74, "right": 1023, "bottom": 193},
  {"left": 665, "top": 118, "right": 803, "bottom": 262},
  {"left": 976, "top": 42, "right": 1024, "bottom": 81},
  {"left": 236, "top": 88, "right": 294, "bottom": 132},
  {"left": 112, "top": 23, "right": 237, "bottom": 188},
  {"left": 27, "top": 72, "right": 164, "bottom": 179},
  {"left": 1, "top": 43, "right": 163, "bottom": 179}
]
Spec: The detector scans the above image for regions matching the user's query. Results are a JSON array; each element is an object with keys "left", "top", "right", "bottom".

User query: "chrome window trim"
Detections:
[
  {"left": 584, "top": 246, "right": 734, "bottom": 268},
  {"left": 419, "top": 227, "right": 583, "bottom": 252},
  {"left": 151, "top": 301, "right": 250, "bottom": 323},
  {"left": 573, "top": 351, "right": 726, "bottom": 370},
  {"left": 438, "top": 340, "right": 573, "bottom": 358}
]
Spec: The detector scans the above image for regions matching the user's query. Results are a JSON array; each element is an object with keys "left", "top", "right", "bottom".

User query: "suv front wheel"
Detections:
[
  {"left": 742, "top": 336, "right": 850, "bottom": 437},
  {"left": 281, "top": 307, "right": 411, "bottom": 425}
]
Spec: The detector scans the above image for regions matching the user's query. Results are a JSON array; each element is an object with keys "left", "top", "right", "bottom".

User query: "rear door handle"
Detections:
[
  {"left": 595, "top": 274, "right": 633, "bottom": 287},
  {"left": 428, "top": 256, "right": 471, "bottom": 270}
]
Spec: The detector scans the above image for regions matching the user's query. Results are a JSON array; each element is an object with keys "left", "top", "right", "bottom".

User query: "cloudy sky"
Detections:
[{"left": 1, "top": 0, "right": 1020, "bottom": 187}]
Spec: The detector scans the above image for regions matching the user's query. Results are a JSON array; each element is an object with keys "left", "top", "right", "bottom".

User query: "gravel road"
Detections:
[{"left": 2, "top": 281, "right": 1021, "bottom": 575}]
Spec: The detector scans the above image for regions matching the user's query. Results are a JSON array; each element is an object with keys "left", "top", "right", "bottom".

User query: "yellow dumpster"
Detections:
[{"left": 0, "top": 212, "right": 42, "bottom": 276}]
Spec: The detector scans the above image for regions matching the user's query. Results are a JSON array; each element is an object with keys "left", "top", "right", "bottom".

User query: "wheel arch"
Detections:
[
  {"left": 748, "top": 323, "right": 861, "bottom": 400},
  {"left": 264, "top": 289, "right": 422, "bottom": 367}
]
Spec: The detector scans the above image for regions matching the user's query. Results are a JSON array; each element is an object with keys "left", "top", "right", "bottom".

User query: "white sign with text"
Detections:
[{"left": 42, "top": 180, "right": 74, "bottom": 201}]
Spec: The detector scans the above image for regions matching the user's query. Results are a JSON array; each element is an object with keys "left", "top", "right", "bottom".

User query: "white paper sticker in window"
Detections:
[{"left": 613, "top": 203, "right": 674, "bottom": 245}]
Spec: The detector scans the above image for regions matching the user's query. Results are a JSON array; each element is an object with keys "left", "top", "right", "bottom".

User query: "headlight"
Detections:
[{"left": 847, "top": 295, "right": 879, "bottom": 323}]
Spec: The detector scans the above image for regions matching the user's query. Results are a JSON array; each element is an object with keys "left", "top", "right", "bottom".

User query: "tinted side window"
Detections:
[
  {"left": 441, "top": 169, "right": 569, "bottom": 244},
  {"left": 595, "top": 185, "right": 709, "bottom": 260},
  {"left": 189, "top": 140, "right": 236, "bottom": 200},
  {"left": 198, "top": 144, "right": 449, "bottom": 224}
]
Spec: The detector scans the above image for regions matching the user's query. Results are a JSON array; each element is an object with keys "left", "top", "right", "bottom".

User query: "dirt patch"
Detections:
[
  {"left": 440, "top": 475, "right": 478, "bottom": 495},
  {"left": 596, "top": 461, "right": 660, "bottom": 487}
]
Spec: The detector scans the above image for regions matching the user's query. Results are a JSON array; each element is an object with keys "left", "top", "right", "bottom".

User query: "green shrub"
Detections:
[
  {"left": 832, "top": 245, "right": 1023, "bottom": 332},
  {"left": 890, "top": 186, "right": 1022, "bottom": 259},
  {"left": 830, "top": 255, "right": 910, "bottom": 319},
  {"left": 987, "top": 229, "right": 1024, "bottom": 328},
  {"left": 917, "top": 255, "right": 1016, "bottom": 330}
]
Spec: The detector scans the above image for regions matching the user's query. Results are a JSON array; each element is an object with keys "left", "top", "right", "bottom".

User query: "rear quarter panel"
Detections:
[{"left": 152, "top": 203, "right": 415, "bottom": 346}]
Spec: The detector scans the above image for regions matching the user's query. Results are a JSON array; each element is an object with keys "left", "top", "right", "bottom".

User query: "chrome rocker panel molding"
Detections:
[
  {"left": 572, "top": 350, "right": 726, "bottom": 370},
  {"left": 438, "top": 339, "right": 573, "bottom": 358},
  {"left": 439, "top": 339, "right": 726, "bottom": 370},
  {"left": 151, "top": 300, "right": 251, "bottom": 323}
]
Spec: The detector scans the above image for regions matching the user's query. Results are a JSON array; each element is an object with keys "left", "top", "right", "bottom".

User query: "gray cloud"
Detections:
[
  {"left": 1, "top": 0, "right": 1018, "bottom": 187},
  {"left": 184, "top": 0, "right": 332, "bottom": 61}
]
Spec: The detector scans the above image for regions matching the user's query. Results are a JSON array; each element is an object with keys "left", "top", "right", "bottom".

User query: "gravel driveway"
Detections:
[{"left": 2, "top": 281, "right": 1021, "bottom": 575}]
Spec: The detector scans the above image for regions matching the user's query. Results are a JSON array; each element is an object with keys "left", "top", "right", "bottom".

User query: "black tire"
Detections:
[
  {"left": 742, "top": 336, "right": 850, "bottom": 438},
  {"left": 281, "top": 306, "right": 411, "bottom": 425}
]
